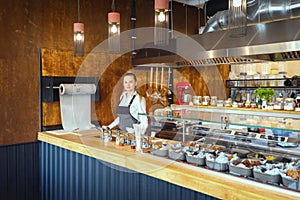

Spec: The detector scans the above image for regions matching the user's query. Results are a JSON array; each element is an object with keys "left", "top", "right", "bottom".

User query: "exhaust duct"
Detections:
[{"left": 203, "top": 0, "right": 300, "bottom": 33}]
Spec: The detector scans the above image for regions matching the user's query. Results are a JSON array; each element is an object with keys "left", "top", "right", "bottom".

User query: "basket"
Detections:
[
  {"left": 253, "top": 170, "right": 281, "bottom": 184},
  {"left": 152, "top": 148, "right": 168, "bottom": 157},
  {"left": 206, "top": 159, "right": 228, "bottom": 171},
  {"left": 281, "top": 174, "right": 300, "bottom": 190},
  {"left": 229, "top": 163, "right": 253, "bottom": 177},
  {"left": 168, "top": 150, "right": 186, "bottom": 161},
  {"left": 186, "top": 154, "right": 205, "bottom": 166}
]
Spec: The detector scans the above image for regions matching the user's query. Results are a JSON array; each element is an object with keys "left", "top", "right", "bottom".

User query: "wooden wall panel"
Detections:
[{"left": 0, "top": 0, "right": 202, "bottom": 144}]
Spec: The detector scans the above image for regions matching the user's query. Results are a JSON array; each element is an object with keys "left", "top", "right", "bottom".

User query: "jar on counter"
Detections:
[
  {"left": 217, "top": 100, "right": 224, "bottom": 107},
  {"left": 260, "top": 74, "right": 269, "bottom": 86},
  {"left": 239, "top": 72, "right": 247, "bottom": 87},
  {"left": 284, "top": 98, "right": 295, "bottom": 111},
  {"left": 269, "top": 74, "right": 277, "bottom": 87},
  {"left": 224, "top": 100, "right": 232, "bottom": 107},
  {"left": 210, "top": 96, "right": 217, "bottom": 106},
  {"left": 253, "top": 74, "right": 261, "bottom": 87},
  {"left": 274, "top": 98, "right": 284, "bottom": 110},
  {"left": 277, "top": 71, "right": 287, "bottom": 87},
  {"left": 246, "top": 75, "right": 254, "bottom": 87},
  {"left": 202, "top": 96, "right": 210, "bottom": 106},
  {"left": 192, "top": 96, "right": 202, "bottom": 105}
]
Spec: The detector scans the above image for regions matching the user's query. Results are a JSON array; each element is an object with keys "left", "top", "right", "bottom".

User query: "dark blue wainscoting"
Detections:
[
  {"left": 40, "top": 142, "right": 219, "bottom": 200},
  {"left": 0, "top": 142, "right": 40, "bottom": 200}
]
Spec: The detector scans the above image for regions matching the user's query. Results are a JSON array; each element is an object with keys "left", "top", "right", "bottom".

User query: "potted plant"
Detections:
[{"left": 254, "top": 84, "right": 275, "bottom": 109}]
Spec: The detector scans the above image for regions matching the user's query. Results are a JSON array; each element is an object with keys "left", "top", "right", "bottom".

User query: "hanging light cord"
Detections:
[
  {"left": 185, "top": 4, "right": 188, "bottom": 35},
  {"left": 111, "top": 0, "right": 115, "bottom": 12},
  {"left": 170, "top": 0, "right": 173, "bottom": 38},
  {"left": 77, "top": 0, "right": 80, "bottom": 22}
]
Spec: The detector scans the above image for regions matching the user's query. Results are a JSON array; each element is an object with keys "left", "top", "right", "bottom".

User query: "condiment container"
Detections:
[
  {"left": 210, "top": 96, "right": 217, "bottom": 106},
  {"left": 202, "top": 96, "right": 210, "bottom": 106},
  {"left": 284, "top": 98, "right": 295, "bottom": 111},
  {"left": 277, "top": 71, "right": 287, "bottom": 86},
  {"left": 274, "top": 98, "right": 284, "bottom": 110},
  {"left": 192, "top": 96, "right": 202, "bottom": 105},
  {"left": 217, "top": 100, "right": 224, "bottom": 107}
]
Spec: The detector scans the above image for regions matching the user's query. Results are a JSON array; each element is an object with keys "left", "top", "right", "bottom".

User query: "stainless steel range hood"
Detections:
[
  {"left": 134, "top": 17, "right": 300, "bottom": 67},
  {"left": 182, "top": 17, "right": 300, "bottom": 60},
  {"left": 133, "top": 0, "right": 300, "bottom": 67}
]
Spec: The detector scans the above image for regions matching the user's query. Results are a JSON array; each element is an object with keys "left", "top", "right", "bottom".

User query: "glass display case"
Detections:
[{"left": 139, "top": 105, "right": 300, "bottom": 191}]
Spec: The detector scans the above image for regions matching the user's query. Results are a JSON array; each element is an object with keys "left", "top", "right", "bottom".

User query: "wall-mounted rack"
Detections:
[{"left": 41, "top": 76, "right": 100, "bottom": 103}]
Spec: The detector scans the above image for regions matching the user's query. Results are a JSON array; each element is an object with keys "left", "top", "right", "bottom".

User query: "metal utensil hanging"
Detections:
[
  {"left": 146, "top": 67, "right": 153, "bottom": 98},
  {"left": 159, "top": 67, "right": 167, "bottom": 104}
]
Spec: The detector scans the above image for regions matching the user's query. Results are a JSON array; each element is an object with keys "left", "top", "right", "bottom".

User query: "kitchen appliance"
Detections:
[{"left": 176, "top": 82, "right": 193, "bottom": 105}]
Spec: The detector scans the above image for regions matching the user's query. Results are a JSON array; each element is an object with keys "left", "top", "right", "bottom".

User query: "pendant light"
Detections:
[
  {"left": 74, "top": 0, "right": 84, "bottom": 56},
  {"left": 154, "top": 0, "right": 170, "bottom": 46},
  {"left": 228, "top": 0, "right": 247, "bottom": 37},
  {"left": 108, "top": 0, "right": 120, "bottom": 53}
]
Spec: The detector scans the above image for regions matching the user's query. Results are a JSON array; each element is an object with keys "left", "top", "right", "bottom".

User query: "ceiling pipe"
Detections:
[{"left": 203, "top": 0, "right": 300, "bottom": 33}]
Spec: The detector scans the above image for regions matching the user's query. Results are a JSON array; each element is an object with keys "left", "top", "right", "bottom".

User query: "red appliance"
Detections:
[{"left": 176, "top": 82, "right": 192, "bottom": 105}]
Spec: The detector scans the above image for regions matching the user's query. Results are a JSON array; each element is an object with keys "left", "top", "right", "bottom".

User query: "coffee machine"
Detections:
[{"left": 176, "top": 82, "right": 193, "bottom": 105}]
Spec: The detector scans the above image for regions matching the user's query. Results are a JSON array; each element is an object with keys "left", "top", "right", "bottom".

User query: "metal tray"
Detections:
[
  {"left": 186, "top": 154, "right": 205, "bottom": 166},
  {"left": 281, "top": 174, "right": 300, "bottom": 190},
  {"left": 253, "top": 170, "right": 281, "bottom": 184},
  {"left": 168, "top": 150, "right": 186, "bottom": 161},
  {"left": 229, "top": 163, "right": 253, "bottom": 177},
  {"left": 277, "top": 142, "right": 299, "bottom": 148},
  {"left": 152, "top": 148, "right": 168, "bottom": 157},
  {"left": 206, "top": 160, "right": 228, "bottom": 171}
]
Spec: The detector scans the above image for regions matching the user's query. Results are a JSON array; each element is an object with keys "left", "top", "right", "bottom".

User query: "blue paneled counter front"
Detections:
[{"left": 38, "top": 131, "right": 300, "bottom": 200}]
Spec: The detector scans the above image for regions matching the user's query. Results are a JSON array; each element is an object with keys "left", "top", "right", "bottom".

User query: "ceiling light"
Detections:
[
  {"left": 154, "top": 0, "right": 170, "bottom": 46},
  {"left": 74, "top": 0, "right": 84, "bottom": 56},
  {"left": 108, "top": 0, "right": 120, "bottom": 53}
]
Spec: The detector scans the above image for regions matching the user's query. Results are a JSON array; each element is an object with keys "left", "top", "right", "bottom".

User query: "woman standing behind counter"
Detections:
[{"left": 102, "top": 72, "right": 148, "bottom": 132}]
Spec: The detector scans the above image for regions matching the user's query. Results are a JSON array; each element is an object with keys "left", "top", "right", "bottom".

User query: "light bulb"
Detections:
[
  {"left": 75, "top": 32, "right": 83, "bottom": 41},
  {"left": 158, "top": 11, "right": 165, "bottom": 22},
  {"left": 111, "top": 24, "right": 118, "bottom": 34},
  {"left": 233, "top": 0, "right": 242, "bottom": 7}
]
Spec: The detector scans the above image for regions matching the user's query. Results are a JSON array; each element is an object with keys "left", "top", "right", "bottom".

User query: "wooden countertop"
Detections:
[{"left": 38, "top": 131, "right": 300, "bottom": 200}]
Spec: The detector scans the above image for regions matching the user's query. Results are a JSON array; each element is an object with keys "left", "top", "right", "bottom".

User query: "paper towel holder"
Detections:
[{"left": 41, "top": 76, "right": 100, "bottom": 103}]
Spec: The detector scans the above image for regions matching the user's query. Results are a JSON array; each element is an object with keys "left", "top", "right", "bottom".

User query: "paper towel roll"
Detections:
[
  {"left": 59, "top": 83, "right": 96, "bottom": 95},
  {"left": 59, "top": 84, "right": 97, "bottom": 132}
]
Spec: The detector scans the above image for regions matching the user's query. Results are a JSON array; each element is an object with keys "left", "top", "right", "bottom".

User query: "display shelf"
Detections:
[
  {"left": 226, "top": 78, "right": 300, "bottom": 89},
  {"left": 170, "top": 104, "right": 300, "bottom": 119},
  {"left": 140, "top": 105, "right": 300, "bottom": 132}
]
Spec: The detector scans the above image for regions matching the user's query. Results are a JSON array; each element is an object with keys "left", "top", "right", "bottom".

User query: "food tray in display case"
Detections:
[
  {"left": 186, "top": 154, "right": 206, "bottom": 166},
  {"left": 206, "top": 160, "right": 228, "bottom": 171},
  {"left": 168, "top": 149, "right": 186, "bottom": 161},
  {"left": 229, "top": 163, "right": 253, "bottom": 177},
  {"left": 152, "top": 148, "right": 168, "bottom": 157},
  {"left": 253, "top": 170, "right": 281, "bottom": 185},
  {"left": 281, "top": 174, "right": 300, "bottom": 190}
]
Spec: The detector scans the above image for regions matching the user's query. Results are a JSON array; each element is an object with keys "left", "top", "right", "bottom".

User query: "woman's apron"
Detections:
[{"left": 116, "top": 95, "right": 139, "bottom": 131}]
